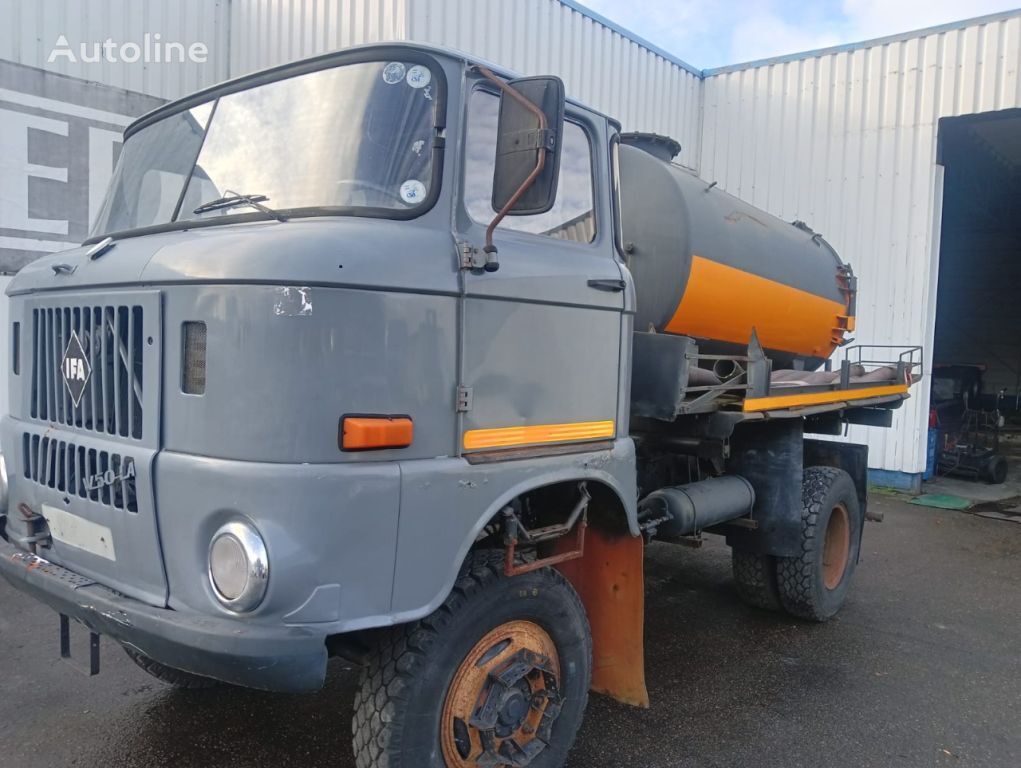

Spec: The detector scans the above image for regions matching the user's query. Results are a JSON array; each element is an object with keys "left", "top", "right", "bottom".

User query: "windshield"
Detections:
[{"left": 91, "top": 59, "right": 441, "bottom": 237}]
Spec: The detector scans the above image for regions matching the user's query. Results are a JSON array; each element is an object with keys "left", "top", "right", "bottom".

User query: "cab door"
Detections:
[{"left": 456, "top": 88, "right": 625, "bottom": 455}]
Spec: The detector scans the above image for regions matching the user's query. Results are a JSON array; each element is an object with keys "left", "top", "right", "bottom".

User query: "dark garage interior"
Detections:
[{"left": 930, "top": 109, "right": 1021, "bottom": 490}]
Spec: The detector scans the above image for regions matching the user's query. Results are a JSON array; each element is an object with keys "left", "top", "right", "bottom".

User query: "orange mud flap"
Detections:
[{"left": 555, "top": 528, "right": 649, "bottom": 708}]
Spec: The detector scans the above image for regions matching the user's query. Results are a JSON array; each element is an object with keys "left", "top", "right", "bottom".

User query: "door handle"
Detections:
[{"left": 587, "top": 278, "right": 626, "bottom": 292}]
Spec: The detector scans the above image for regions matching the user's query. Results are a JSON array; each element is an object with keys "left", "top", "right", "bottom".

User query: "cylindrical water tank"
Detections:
[{"left": 617, "top": 135, "right": 855, "bottom": 369}]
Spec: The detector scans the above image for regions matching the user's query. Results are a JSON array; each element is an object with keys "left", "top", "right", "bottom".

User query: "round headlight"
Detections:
[{"left": 208, "top": 521, "right": 269, "bottom": 612}]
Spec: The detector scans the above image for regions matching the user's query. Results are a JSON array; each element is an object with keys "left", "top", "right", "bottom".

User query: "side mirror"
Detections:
[{"left": 492, "top": 75, "right": 566, "bottom": 216}]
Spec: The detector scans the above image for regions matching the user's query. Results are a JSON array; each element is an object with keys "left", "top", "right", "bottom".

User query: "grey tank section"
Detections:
[{"left": 617, "top": 140, "right": 850, "bottom": 367}]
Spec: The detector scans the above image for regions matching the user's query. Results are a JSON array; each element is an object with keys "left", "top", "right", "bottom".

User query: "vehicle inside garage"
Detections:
[{"left": 930, "top": 109, "right": 1021, "bottom": 492}]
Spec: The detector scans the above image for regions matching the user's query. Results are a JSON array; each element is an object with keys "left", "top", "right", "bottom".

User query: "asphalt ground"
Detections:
[{"left": 1, "top": 493, "right": 1019, "bottom": 767}]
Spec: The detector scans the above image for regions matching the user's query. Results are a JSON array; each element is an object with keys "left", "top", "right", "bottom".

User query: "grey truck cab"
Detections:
[{"left": 0, "top": 43, "right": 919, "bottom": 767}]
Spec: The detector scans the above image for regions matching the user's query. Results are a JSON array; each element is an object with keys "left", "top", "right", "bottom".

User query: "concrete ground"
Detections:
[
  {"left": 920, "top": 455, "right": 1021, "bottom": 522},
  {"left": 1, "top": 494, "right": 1019, "bottom": 767}
]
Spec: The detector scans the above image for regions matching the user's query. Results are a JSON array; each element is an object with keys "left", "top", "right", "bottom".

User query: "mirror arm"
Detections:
[{"left": 472, "top": 65, "right": 549, "bottom": 272}]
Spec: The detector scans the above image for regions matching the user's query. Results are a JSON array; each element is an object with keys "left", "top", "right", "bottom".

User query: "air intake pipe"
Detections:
[{"left": 639, "top": 476, "right": 755, "bottom": 538}]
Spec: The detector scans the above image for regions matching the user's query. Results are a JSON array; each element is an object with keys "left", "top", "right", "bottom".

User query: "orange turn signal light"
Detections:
[{"left": 341, "top": 415, "right": 414, "bottom": 451}]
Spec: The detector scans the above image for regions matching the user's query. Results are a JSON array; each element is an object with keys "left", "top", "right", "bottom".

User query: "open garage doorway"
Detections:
[{"left": 926, "top": 109, "right": 1021, "bottom": 509}]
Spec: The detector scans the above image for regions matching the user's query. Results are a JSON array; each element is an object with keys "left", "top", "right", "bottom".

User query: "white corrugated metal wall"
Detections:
[
  {"left": 405, "top": 0, "right": 704, "bottom": 168},
  {"left": 700, "top": 12, "right": 1021, "bottom": 475},
  {"left": 226, "top": 0, "right": 704, "bottom": 169},
  {"left": 228, "top": 0, "right": 408, "bottom": 76},
  {"left": 0, "top": 0, "right": 229, "bottom": 99}
]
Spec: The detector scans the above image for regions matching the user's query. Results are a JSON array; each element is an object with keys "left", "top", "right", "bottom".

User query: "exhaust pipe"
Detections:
[{"left": 639, "top": 475, "right": 755, "bottom": 538}]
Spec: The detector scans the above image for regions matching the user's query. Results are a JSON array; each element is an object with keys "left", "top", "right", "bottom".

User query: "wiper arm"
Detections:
[{"left": 193, "top": 190, "right": 289, "bottom": 221}]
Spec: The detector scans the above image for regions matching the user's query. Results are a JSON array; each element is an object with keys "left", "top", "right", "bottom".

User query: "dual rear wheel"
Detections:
[{"left": 732, "top": 466, "right": 863, "bottom": 622}]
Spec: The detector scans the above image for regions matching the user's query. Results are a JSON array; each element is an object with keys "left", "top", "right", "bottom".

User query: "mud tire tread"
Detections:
[
  {"left": 732, "top": 548, "right": 781, "bottom": 611},
  {"left": 352, "top": 551, "right": 590, "bottom": 768},
  {"left": 776, "top": 466, "right": 859, "bottom": 622}
]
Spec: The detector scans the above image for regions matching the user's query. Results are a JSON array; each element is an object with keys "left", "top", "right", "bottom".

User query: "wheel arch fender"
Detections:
[{"left": 389, "top": 451, "right": 639, "bottom": 628}]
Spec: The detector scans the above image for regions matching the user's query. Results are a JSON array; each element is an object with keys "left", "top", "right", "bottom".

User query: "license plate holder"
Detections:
[{"left": 59, "top": 614, "right": 101, "bottom": 677}]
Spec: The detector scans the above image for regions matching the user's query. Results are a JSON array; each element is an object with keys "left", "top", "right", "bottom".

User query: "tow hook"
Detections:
[{"left": 16, "top": 503, "right": 51, "bottom": 554}]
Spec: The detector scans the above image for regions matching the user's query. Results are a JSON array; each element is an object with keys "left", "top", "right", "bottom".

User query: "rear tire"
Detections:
[
  {"left": 984, "top": 455, "right": 1008, "bottom": 484},
  {"left": 731, "top": 549, "right": 781, "bottom": 611},
  {"left": 352, "top": 553, "right": 592, "bottom": 768},
  {"left": 776, "top": 466, "right": 863, "bottom": 622},
  {"left": 123, "top": 647, "right": 221, "bottom": 689}
]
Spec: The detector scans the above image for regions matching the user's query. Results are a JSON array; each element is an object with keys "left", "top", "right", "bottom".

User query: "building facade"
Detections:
[{"left": 1, "top": 0, "right": 1019, "bottom": 483}]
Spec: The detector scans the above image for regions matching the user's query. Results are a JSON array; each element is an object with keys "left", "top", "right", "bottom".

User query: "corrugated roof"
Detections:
[{"left": 703, "top": 8, "right": 1021, "bottom": 76}]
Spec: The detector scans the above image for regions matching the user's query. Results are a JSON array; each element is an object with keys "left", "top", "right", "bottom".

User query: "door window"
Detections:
[{"left": 464, "top": 89, "right": 596, "bottom": 243}]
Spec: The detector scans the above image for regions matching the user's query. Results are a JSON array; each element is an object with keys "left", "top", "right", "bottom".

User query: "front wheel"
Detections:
[
  {"left": 776, "top": 466, "right": 863, "bottom": 622},
  {"left": 352, "top": 554, "right": 592, "bottom": 768}
]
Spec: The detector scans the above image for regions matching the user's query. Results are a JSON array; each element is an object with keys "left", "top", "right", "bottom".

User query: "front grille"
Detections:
[
  {"left": 31, "top": 305, "right": 144, "bottom": 440},
  {"left": 22, "top": 433, "right": 137, "bottom": 513}
]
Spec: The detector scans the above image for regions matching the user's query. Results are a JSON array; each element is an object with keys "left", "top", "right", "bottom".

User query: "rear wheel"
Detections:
[
  {"left": 776, "top": 467, "right": 863, "bottom": 622},
  {"left": 123, "top": 647, "right": 221, "bottom": 689},
  {"left": 731, "top": 549, "right": 781, "bottom": 611},
  {"left": 352, "top": 553, "right": 592, "bottom": 768},
  {"left": 984, "top": 455, "right": 1008, "bottom": 484}
]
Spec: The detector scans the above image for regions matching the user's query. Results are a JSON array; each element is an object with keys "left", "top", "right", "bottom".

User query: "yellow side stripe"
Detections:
[
  {"left": 463, "top": 420, "right": 615, "bottom": 451},
  {"left": 743, "top": 383, "right": 910, "bottom": 413}
]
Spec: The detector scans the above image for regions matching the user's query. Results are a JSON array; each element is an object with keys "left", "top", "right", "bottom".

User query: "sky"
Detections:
[{"left": 578, "top": 0, "right": 1021, "bottom": 70}]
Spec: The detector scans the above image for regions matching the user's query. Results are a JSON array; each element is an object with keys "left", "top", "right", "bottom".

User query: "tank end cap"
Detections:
[{"left": 620, "top": 132, "right": 682, "bottom": 162}]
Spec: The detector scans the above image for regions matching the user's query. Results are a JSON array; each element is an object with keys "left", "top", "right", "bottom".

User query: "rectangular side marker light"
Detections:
[
  {"left": 182, "top": 321, "right": 207, "bottom": 394},
  {"left": 341, "top": 416, "right": 414, "bottom": 451}
]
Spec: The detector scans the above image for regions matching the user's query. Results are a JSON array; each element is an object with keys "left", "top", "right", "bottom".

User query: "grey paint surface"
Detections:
[
  {"left": 159, "top": 282, "right": 458, "bottom": 463},
  {"left": 391, "top": 439, "right": 638, "bottom": 618},
  {"left": 456, "top": 101, "right": 626, "bottom": 440},
  {"left": 154, "top": 450, "right": 402, "bottom": 627},
  {"left": 618, "top": 143, "right": 846, "bottom": 335},
  {"left": 0, "top": 47, "right": 640, "bottom": 667},
  {"left": 0, "top": 495, "right": 1018, "bottom": 767}
]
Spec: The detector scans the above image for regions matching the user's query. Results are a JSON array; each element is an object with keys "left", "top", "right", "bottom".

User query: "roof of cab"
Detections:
[{"left": 125, "top": 40, "right": 618, "bottom": 140}]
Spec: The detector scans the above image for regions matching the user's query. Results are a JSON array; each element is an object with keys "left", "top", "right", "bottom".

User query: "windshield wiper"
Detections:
[{"left": 193, "top": 190, "right": 289, "bottom": 222}]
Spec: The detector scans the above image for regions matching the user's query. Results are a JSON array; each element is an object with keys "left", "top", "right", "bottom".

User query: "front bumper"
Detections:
[{"left": 0, "top": 540, "right": 328, "bottom": 692}]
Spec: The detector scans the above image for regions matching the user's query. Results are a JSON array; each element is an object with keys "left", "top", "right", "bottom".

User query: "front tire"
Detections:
[
  {"left": 776, "top": 466, "right": 863, "bottom": 622},
  {"left": 352, "top": 553, "right": 592, "bottom": 768}
]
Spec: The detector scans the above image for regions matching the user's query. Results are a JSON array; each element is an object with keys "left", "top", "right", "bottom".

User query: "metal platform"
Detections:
[{"left": 631, "top": 332, "right": 922, "bottom": 422}]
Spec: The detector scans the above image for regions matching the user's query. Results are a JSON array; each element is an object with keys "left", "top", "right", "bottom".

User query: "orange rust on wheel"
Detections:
[
  {"left": 440, "top": 620, "right": 561, "bottom": 768},
  {"left": 822, "top": 503, "right": 851, "bottom": 590}
]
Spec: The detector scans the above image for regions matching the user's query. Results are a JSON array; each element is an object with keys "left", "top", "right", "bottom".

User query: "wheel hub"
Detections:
[
  {"left": 441, "top": 620, "right": 562, "bottom": 767},
  {"left": 496, "top": 686, "right": 530, "bottom": 733},
  {"left": 822, "top": 502, "right": 851, "bottom": 590}
]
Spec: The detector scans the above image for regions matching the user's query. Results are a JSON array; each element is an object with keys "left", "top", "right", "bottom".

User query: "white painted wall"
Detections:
[
  {"left": 699, "top": 12, "right": 1021, "bottom": 474},
  {"left": 0, "top": 0, "right": 229, "bottom": 99}
]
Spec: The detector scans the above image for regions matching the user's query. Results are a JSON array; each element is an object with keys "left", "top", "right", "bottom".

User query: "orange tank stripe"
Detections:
[
  {"left": 664, "top": 255, "right": 852, "bottom": 358},
  {"left": 463, "top": 420, "right": 615, "bottom": 451},
  {"left": 743, "top": 383, "right": 910, "bottom": 413}
]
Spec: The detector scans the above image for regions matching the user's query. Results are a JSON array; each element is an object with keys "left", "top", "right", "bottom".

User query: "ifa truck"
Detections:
[{"left": 0, "top": 43, "right": 919, "bottom": 767}]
